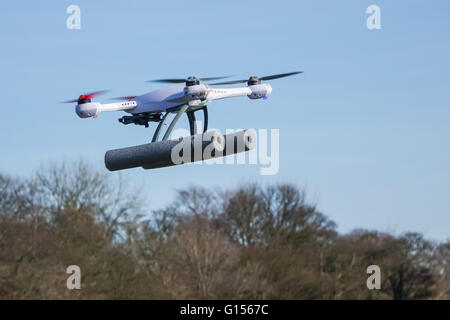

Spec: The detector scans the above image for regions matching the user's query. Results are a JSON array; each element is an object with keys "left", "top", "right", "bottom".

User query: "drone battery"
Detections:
[{"left": 104, "top": 129, "right": 256, "bottom": 171}]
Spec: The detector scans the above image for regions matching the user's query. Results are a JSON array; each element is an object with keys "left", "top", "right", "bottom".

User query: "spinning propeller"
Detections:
[
  {"left": 110, "top": 95, "right": 138, "bottom": 101},
  {"left": 211, "top": 71, "right": 303, "bottom": 86},
  {"left": 62, "top": 90, "right": 108, "bottom": 104},
  {"left": 147, "top": 76, "right": 232, "bottom": 87}
]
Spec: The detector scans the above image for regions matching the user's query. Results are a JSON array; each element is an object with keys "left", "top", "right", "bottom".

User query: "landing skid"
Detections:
[{"left": 151, "top": 104, "right": 209, "bottom": 142}]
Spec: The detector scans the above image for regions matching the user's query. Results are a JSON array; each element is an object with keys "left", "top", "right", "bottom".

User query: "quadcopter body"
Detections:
[{"left": 64, "top": 72, "right": 302, "bottom": 142}]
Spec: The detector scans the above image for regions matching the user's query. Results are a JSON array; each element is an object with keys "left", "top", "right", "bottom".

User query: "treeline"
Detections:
[{"left": 0, "top": 161, "right": 448, "bottom": 299}]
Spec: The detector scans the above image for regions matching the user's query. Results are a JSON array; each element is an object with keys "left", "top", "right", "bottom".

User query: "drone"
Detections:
[{"left": 63, "top": 71, "right": 303, "bottom": 142}]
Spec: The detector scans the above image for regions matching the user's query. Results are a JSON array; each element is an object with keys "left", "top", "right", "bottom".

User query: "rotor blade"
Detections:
[
  {"left": 61, "top": 90, "right": 108, "bottom": 104},
  {"left": 110, "top": 95, "right": 138, "bottom": 101},
  {"left": 199, "top": 76, "right": 233, "bottom": 82},
  {"left": 210, "top": 79, "right": 248, "bottom": 85},
  {"left": 259, "top": 71, "right": 303, "bottom": 81},
  {"left": 146, "top": 79, "right": 186, "bottom": 83},
  {"left": 61, "top": 98, "right": 79, "bottom": 104},
  {"left": 148, "top": 76, "right": 233, "bottom": 84},
  {"left": 84, "top": 90, "right": 109, "bottom": 99}
]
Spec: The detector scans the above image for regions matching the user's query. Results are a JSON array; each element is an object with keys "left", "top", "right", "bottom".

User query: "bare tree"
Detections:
[
  {"left": 1, "top": 166, "right": 447, "bottom": 300},
  {"left": 34, "top": 160, "right": 142, "bottom": 240}
]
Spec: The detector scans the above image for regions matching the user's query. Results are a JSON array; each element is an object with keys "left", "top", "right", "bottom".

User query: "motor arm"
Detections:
[{"left": 76, "top": 101, "right": 137, "bottom": 118}]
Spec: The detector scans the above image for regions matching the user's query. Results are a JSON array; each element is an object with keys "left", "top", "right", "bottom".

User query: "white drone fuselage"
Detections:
[{"left": 75, "top": 83, "right": 272, "bottom": 119}]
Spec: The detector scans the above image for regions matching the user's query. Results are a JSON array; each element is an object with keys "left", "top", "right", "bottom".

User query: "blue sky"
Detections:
[{"left": 0, "top": 1, "right": 449, "bottom": 241}]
